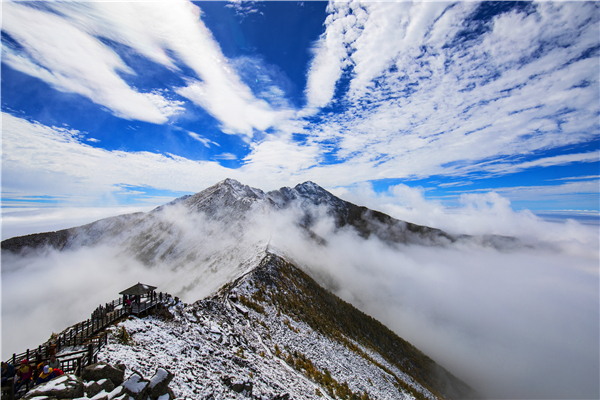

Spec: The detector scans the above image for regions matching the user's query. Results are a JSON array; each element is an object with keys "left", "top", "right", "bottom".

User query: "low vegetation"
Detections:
[
  {"left": 112, "top": 326, "right": 134, "bottom": 346},
  {"left": 245, "top": 254, "right": 475, "bottom": 399},
  {"left": 285, "top": 350, "right": 371, "bottom": 400}
]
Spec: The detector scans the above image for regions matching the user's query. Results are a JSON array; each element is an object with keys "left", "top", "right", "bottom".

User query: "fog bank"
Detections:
[{"left": 275, "top": 229, "right": 599, "bottom": 399}]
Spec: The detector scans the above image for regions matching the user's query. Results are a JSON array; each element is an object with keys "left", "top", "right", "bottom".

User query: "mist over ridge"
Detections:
[{"left": 2, "top": 178, "right": 599, "bottom": 399}]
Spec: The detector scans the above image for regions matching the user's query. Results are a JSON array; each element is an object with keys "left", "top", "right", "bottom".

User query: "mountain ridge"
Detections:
[
  {"left": 89, "top": 250, "right": 476, "bottom": 400},
  {"left": 1, "top": 178, "right": 462, "bottom": 253},
  {"left": 221, "top": 251, "right": 477, "bottom": 399}
]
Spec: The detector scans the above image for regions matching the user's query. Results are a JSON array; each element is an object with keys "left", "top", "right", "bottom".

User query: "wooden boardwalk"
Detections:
[{"left": 2, "top": 291, "right": 173, "bottom": 399}]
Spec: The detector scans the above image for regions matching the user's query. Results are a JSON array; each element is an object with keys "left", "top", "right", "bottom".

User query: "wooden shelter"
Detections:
[
  {"left": 120, "top": 282, "right": 158, "bottom": 314},
  {"left": 119, "top": 282, "right": 157, "bottom": 296}
]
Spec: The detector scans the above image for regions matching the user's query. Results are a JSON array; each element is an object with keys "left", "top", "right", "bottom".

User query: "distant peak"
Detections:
[
  {"left": 213, "top": 178, "right": 251, "bottom": 191},
  {"left": 295, "top": 181, "right": 325, "bottom": 191},
  {"left": 221, "top": 178, "right": 243, "bottom": 186},
  {"left": 298, "top": 181, "right": 319, "bottom": 187},
  {"left": 208, "top": 178, "right": 266, "bottom": 201}
]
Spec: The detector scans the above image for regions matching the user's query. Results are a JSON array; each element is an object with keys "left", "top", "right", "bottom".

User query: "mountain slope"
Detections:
[
  {"left": 96, "top": 250, "right": 476, "bottom": 400},
  {"left": 227, "top": 252, "right": 476, "bottom": 399},
  {"left": 1, "top": 179, "right": 462, "bottom": 255}
]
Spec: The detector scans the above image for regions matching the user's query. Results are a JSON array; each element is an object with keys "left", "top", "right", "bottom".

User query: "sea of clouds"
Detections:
[{"left": 2, "top": 188, "right": 598, "bottom": 399}]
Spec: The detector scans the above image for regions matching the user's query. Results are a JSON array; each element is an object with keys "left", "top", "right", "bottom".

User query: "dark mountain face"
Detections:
[{"left": 268, "top": 181, "right": 459, "bottom": 246}]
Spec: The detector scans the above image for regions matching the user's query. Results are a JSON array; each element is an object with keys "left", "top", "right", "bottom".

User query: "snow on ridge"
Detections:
[{"left": 97, "top": 256, "right": 437, "bottom": 400}]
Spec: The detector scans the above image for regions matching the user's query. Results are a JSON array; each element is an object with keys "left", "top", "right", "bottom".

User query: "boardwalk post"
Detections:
[{"left": 87, "top": 344, "right": 93, "bottom": 366}]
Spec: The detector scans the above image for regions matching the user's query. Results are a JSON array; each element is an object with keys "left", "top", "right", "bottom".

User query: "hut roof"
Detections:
[{"left": 119, "top": 282, "right": 157, "bottom": 296}]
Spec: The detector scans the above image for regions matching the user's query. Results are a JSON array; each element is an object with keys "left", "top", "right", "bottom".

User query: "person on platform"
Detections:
[
  {"left": 48, "top": 355, "right": 60, "bottom": 370},
  {"left": 1, "top": 362, "right": 15, "bottom": 386},
  {"left": 36, "top": 365, "right": 55, "bottom": 385},
  {"left": 14, "top": 360, "right": 32, "bottom": 393}
]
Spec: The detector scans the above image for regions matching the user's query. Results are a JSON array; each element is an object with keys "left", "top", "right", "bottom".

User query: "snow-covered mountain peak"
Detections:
[
  {"left": 294, "top": 180, "right": 326, "bottom": 194},
  {"left": 220, "top": 178, "right": 263, "bottom": 196},
  {"left": 293, "top": 181, "right": 348, "bottom": 209},
  {"left": 176, "top": 178, "right": 267, "bottom": 216}
]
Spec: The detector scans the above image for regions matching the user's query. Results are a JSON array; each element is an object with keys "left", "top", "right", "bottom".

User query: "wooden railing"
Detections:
[{"left": 3, "top": 291, "right": 173, "bottom": 394}]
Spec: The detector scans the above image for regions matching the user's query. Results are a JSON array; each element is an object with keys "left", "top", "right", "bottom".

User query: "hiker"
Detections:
[
  {"left": 33, "top": 363, "right": 44, "bottom": 383},
  {"left": 1, "top": 362, "right": 15, "bottom": 386},
  {"left": 36, "top": 365, "right": 55, "bottom": 385},
  {"left": 48, "top": 355, "right": 60, "bottom": 370},
  {"left": 14, "top": 360, "right": 32, "bottom": 393}
]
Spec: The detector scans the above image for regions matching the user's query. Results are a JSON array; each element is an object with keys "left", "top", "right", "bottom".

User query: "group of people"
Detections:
[
  {"left": 123, "top": 292, "right": 165, "bottom": 310},
  {"left": 91, "top": 302, "right": 116, "bottom": 321},
  {"left": 1, "top": 355, "right": 64, "bottom": 394}
]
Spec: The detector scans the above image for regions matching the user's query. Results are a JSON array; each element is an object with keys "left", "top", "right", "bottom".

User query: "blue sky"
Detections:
[{"left": 2, "top": 1, "right": 599, "bottom": 237}]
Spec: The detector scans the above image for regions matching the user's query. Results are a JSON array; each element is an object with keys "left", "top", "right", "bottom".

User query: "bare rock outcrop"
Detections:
[{"left": 22, "top": 364, "right": 175, "bottom": 400}]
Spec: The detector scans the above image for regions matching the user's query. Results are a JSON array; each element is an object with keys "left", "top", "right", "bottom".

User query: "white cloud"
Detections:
[
  {"left": 175, "top": 80, "right": 286, "bottom": 138},
  {"left": 471, "top": 180, "right": 600, "bottom": 203},
  {"left": 1, "top": 3, "right": 181, "bottom": 124},
  {"left": 302, "top": 1, "right": 599, "bottom": 181},
  {"left": 332, "top": 182, "right": 599, "bottom": 247},
  {"left": 296, "top": 234, "right": 599, "bottom": 399},
  {"left": 142, "top": 91, "right": 185, "bottom": 119},
  {"left": 214, "top": 152, "right": 237, "bottom": 161},
  {"left": 348, "top": 2, "right": 450, "bottom": 99},
  {"left": 225, "top": 0, "right": 263, "bottom": 19},
  {"left": 2, "top": 2, "right": 290, "bottom": 135},
  {"left": 64, "top": 1, "right": 290, "bottom": 138},
  {"left": 2, "top": 113, "right": 232, "bottom": 199},
  {"left": 478, "top": 151, "right": 600, "bottom": 175},
  {"left": 549, "top": 175, "right": 600, "bottom": 182},
  {"left": 1, "top": 113, "right": 345, "bottom": 213},
  {"left": 303, "top": 2, "right": 364, "bottom": 110},
  {"left": 186, "top": 131, "right": 218, "bottom": 148}
]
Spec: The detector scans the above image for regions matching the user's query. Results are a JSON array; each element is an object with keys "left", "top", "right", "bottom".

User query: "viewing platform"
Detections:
[{"left": 2, "top": 283, "right": 175, "bottom": 400}]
